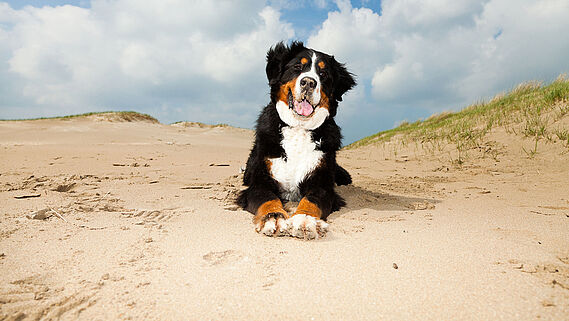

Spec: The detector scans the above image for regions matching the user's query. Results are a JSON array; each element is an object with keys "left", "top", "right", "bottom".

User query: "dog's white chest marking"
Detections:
[{"left": 269, "top": 126, "right": 323, "bottom": 201}]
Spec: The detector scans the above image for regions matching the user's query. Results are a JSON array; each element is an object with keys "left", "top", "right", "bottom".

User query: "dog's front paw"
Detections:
[
  {"left": 255, "top": 213, "right": 289, "bottom": 236},
  {"left": 289, "top": 214, "right": 329, "bottom": 239}
]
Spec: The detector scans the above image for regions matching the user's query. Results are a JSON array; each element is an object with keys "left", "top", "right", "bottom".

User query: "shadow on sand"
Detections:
[{"left": 328, "top": 184, "right": 441, "bottom": 220}]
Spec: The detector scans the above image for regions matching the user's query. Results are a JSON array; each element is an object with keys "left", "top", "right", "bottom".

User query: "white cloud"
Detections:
[
  {"left": 306, "top": 0, "right": 389, "bottom": 130},
  {"left": 307, "top": 0, "right": 569, "bottom": 117},
  {"left": 308, "top": 1, "right": 389, "bottom": 80},
  {"left": 267, "top": 0, "right": 330, "bottom": 10},
  {"left": 0, "top": 0, "right": 293, "bottom": 123},
  {"left": 455, "top": 0, "right": 569, "bottom": 101},
  {"left": 380, "top": 0, "right": 487, "bottom": 34},
  {"left": 314, "top": 0, "right": 328, "bottom": 9},
  {"left": 373, "top": 0, "right": 569, "bottom": 111},
  {"left": 304, "top": 0, "right": 569, "bottom": 142}
]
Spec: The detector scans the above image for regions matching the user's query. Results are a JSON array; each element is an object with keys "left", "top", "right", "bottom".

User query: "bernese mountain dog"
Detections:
[{"left": 237, "top": 41, "right": 356, "bottom": 239}]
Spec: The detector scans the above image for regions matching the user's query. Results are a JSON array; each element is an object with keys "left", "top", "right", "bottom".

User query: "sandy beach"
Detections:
[{"left": 1, "top": 113, "right": 568, "bottom": 320}]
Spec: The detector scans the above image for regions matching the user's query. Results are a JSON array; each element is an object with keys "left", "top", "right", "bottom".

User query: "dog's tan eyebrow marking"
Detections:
[
  {"left": 318, "top": 61, "right": 325, "bottom": 69},
  {"left": 301, "top": 57, "right": 308, "bottom": 64}
]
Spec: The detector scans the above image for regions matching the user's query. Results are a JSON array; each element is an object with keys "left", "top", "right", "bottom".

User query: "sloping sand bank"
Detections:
[{"left": 1, "top": 115, "right": 568, "bottom": 320}]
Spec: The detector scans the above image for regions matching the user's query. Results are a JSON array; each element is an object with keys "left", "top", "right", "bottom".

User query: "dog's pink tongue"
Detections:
[{"left": 294, "top": 100, "right": 314, "bottom": 116}]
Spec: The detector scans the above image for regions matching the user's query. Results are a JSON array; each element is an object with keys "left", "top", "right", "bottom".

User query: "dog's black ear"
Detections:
[
  {"left": 266, "top": 41, "right": 305, "bottom": 85},
  {"left": 266, "top": 42, "right": 289, "bottom": 85},
  {"left": 332, "top": 59, "right": 356, "bottom": 102}
]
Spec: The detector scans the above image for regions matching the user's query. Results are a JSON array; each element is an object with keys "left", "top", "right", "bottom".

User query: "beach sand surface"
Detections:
[{"left": 1, "top": 115, "right": 568, "bottom": 320}]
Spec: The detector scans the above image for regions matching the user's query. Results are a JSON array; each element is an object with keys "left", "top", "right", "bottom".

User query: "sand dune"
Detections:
[{"left": 1, "top": 113, "right": 568, "bottom": 320}]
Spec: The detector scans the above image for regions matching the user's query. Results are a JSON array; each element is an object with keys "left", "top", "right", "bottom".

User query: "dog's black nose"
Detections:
[{"left": 300, "top": 77, "right": 316, "bottom": 90}]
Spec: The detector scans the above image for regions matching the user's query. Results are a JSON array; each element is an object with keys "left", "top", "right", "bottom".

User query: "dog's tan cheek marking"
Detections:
[
  {"left": 278, "top": 79, "right": 297, "bottom": 104},
  {"left": 254, "top": 199, "right": 288, "bottom": 224},
  {"left": 293, "top": 197, "right": 322, "bottom": 219},
  {"left": 265, "top": 158, "right": 273, "bottom": 175},
  {"left": 319, "top": 91, "right": 330, "bottom": 111}
]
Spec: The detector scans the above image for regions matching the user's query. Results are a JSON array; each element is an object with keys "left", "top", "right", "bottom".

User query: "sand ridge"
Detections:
[{"left": 1, "top": 115, "right": 568, "bottom": 320}]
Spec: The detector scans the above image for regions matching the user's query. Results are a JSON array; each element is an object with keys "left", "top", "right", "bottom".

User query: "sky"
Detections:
[{"left": 1, "top": 0, "right": 569, "bottom": 144}]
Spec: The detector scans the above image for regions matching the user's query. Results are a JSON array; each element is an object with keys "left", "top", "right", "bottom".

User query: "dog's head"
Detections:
[{"left": 266, "top": 41, "right": 356, "bottom": 129}]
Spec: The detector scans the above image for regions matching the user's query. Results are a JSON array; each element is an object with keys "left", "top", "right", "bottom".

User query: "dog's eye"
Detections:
[
  {"left": 294, "top": 64, "right": 302, "bottom": 71},
  {"left": 319, "top": 71, "right": 327, "bottom": 78}
]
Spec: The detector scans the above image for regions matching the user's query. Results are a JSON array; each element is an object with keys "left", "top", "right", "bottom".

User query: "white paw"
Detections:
[
  {"left": 256, "top": 215, "right": 289, "bottom": 236},
  {"left": 288, "top": 214, "right": 329, "bottom": 239}
]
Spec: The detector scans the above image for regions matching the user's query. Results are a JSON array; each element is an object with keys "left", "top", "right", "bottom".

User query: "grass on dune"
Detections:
[{"left": 347, "top": 75, "right": 569, "bottom": 162}]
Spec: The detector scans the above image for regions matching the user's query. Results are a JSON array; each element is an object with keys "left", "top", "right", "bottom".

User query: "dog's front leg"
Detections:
[
  {"left": 288, "top": 196, "right": 329, "bottom": 239},
  {"left": 238, "top": 154, "right": 291, "bottom": 236},
  {"left": 252, "top": 197, "right": 290, "bottom": 236}
]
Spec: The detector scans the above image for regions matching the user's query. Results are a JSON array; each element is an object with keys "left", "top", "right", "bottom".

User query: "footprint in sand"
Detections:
[
  {"left": 1, "top": 274, "right": 97, "bottom": 320},
  {"left": 502, "top": 259, "right": 569, "bottom": 290},
  {"left": 122, "top": 209, "right": 182, "bottom": 224},
  {"left": 202, "top": 250, "right": 245, "bottom": 266}
]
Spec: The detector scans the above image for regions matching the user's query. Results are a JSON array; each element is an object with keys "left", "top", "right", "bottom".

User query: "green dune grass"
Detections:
[{"left": 347, "top": 75, "right": 569, "bottom": 160}]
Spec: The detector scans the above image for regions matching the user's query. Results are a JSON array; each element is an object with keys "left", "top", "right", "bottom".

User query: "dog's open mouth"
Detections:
[{"left": 288, "top": 91, "right": 316, "bottom": 117}]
